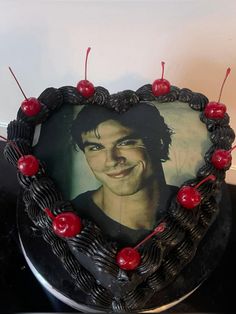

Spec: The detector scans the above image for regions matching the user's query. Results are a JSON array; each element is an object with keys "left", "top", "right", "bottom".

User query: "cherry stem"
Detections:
[
  {"left": 133, "top": 222, "right": 166, "bottom": 250},
  {"left": 218, "top": 67, "right": 231, "bottom": 103},
  {"left": 44, "top": 207, "right": 55, "bottom": 220},
  {"left": 84, "top": 47, "right": 91, "bottom": 81},
  {"left": 8, "top": 66, "right": 28, "bottom": 100},
  {"left": 0, "top": 135, "right": 23, "bottom": 157},
  {"left": 229, "top": 145, "right": 236, "bottom": 153},
  {"left": 161, "top": 61, "right": 165, "bottom": 80},
  {"left": 195, "top": 174, "right": 216, "bottom": 190}
]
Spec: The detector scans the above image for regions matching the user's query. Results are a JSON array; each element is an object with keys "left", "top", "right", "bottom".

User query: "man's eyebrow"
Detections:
[{"left": 82, "top": 141, "right": 103, "bottom": 148}]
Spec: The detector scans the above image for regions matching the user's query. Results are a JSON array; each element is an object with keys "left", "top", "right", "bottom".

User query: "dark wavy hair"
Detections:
[{"left": 71, "top": 102, "right": 173, "bottom": 163}]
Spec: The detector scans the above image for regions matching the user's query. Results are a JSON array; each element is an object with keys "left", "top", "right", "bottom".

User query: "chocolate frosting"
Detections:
[{"left": 5, "top": 83, "right": 235, "bottom": 311}]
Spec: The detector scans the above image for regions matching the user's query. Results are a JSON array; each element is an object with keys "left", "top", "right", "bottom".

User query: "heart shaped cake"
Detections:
[{"left": 3, "top": 65, "right": 235, "bottom": 312}]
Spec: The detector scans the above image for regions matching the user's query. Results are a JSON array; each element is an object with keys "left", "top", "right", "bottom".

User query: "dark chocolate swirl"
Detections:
[
  {"left": 200, "top": 197, "right": 219, "bottom": 216},
  {"left": 123, "top": 286, "right": 150, "bottom": 311},
  {"left": 30, "top": 176, "right": 62, "bottom": 210},
  {"left": 112, "top": 299, "right": 128, "bottom": 313},
  {"left": 189, "top": 92, "right": 209, "bottom": 111},
  {"left": 146, "top": 268, "right": 166, "bottom": 291},
  {"left": 108, "top": 90, "right": 139, "bottom": 113},
  {"left": 169, "top": 201, "right": 199, "bottom": 230},
  {"left": 175, "top": 239, "right": 196, "bottom": 261},
  {"left": 24, "top": 201, "right": 40, "bottom": 223},
  {"left": 200, "top": 112, "right": 230, "bottom": 132},
  {"left": 67, "top": 222, "right": 119, "bottom": 278},
  {"left": 59, "top": 86, "right": 85, "bottom": 106},
  {"left": 178, "top": 88, "right": 193, "bottom": 102},
  {"left": 197, "top": 163, "right": 226, "bottom": 182},
  {"left": 198, "top": 210, "right": 213, "bottom": 229},
  {"left": 3, "top": 140, "right": 32, "bottom": 166},
  {"left": 187, "top": 224, "right": 205, "bottom": 242},
  {"left": 136, "top": 84, "right": 155, "bottom": 101},
  {"left": 162, "top": 255, "right": 182, "bottom": 278},
  {"left": 154, "top": 217, "right": 185, "bottom": 247},
  {"left": 38, "top": 87, "right": 63, "bottom": 112},
  {"left": 7, "top": 120, "right": 33, "bottom": 144},
  {"left": 136, "top": 241, "right": 163, "bottom": 277},
  {"left": 51, "top": 200, "right": 75, "bottom": 216},
  {"left": 51, "top": 237, "right": 69, "bottom": 259},
  {"left": 92, "top": 86, "right": 110, "bottom": 106},
  {"left": 210, "top": 126, "right": 235, "bottom": 146},
  {"left": 74, "top": 267, "right": 96, "bottom": 293},
  {"left": 89, "top": 285, "right": 113, "bottom": 307}
]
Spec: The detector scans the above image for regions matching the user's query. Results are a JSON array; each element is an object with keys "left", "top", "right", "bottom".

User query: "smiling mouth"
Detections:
[{"left": 106, "top": 167, "right": 135, "bottom": 179}]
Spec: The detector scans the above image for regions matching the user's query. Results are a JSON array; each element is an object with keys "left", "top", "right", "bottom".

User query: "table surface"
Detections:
[{"left": 0, "top": 141, "right": 235, "bottom": 313}]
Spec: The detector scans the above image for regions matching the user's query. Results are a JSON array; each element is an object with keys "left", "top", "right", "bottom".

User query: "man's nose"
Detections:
[{"left": 105, "top": 147, "right": 125, "bottom": 167}]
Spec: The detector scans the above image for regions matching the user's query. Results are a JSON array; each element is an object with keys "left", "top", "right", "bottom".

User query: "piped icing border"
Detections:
[{"left": 4, "top": 85, "right": 235, "bottom": 312}]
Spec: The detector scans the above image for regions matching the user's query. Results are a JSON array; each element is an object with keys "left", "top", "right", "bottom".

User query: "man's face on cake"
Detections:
[
  {"left": 81, "top": 119, "right": 155, "bottom": 196},
  {"left": 70, "top": 104, "right": 174, "bottom": 232}
]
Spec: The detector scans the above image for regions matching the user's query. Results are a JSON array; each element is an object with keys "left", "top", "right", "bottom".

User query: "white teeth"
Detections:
[{"left": 112, "top": 174, "right": 125, "bottom": 178}]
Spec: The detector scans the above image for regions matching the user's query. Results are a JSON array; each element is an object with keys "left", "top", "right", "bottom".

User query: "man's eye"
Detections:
[
  {"left": 88, "top": 145, "right": 103, "bottom": 151},
  {"left": 117, "top": 140, "right": 137, "bottom": 147}
]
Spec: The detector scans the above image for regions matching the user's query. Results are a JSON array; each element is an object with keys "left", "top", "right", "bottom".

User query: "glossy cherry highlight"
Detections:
[
  {"left": 17, "top": 155, "right": 39, "bottom": 176},
  {"left": 211, "top": 145, "right": 236, "bottom": 169},
  {"left": 21, "top": 97, "right": 41, "bottom": 116},
  {"left": 8, "top": 66, "right": 42, "bottom": 116},
  {"left": 1, "top": 135, "right": 39, "bottom": 176},
  {"left": 116, "top": 222, "right": 166, "bottom": 270},
  {"left": 152, "top": 61, "right": 171, "bottom": 96},
  {"left": 116, "top": 247, "right": 141, "bottom": 271},
  {"left": 177, "top": 175, "right": 216, "bottom": 209},
  {"left": 204, "top": 67, "right": 231, "bottom": 119},
  {"left": 44, "top": 208, "right": 82, "bottom": 238},
  {"left": 76, "top": 47, "right": 95, "bottom": 98}
]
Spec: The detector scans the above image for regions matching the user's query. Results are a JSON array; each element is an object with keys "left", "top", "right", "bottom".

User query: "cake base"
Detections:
[{"left": 17, "top": 184, "right": 232, "bottom": 313}]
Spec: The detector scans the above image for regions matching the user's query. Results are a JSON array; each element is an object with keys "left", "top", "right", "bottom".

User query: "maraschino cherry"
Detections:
[
  {"left": 211, "top": 145, "right": 236, "bottom": 169},
  {"left": 204, "top": 67, "right": 231, "bottom": 119},
  {"left": 0, "top": 135, "right": 39, "bottom": 176},
  {"left": 17, "top": 155, "right": 39, "bottom": 176},
  {"left": 177, "top": 175, "right": 216, "bottom": 209},
  {"left": 44, "top": 208, "right": 82, "bottom": 238},
  {"left": 116, "top": 222, "right": 166, "bottom": 270},
  {"left": 9, "top": 67, "right": 41, "bottom": 116},
  {"left": 76, "top": 47, "right": 95, "bottom": 98},
  {"left": 152, "top": 61, "right": 171, "bottom": 96}
]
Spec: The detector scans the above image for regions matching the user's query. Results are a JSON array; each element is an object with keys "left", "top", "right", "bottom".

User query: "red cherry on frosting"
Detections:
[
  {"left": 77, "top": 47, "right": 95, "bottom": 98},
  {"left": 177, "top": 186, "right": 201, "bottom": 209},
  {"left": 21, "top": 97, "right": 41, "bottom": 116},
  {"left": 204, "top": 68, "right": 231, "bottom": 119},
  {"left": 44, "top": 208, "right": 82, "bottom": 238},
  {"left": 77, "top": 80, "right": 95, "bottom": 98},
  {"left": 204, "top": 101, "right": 226, "bottom": 119},
  {"left": 152, "top": 61, "right": 171, "bottom": 96},
  {"left": 17, "top": 155, "right": 39, "bottom": 176},
  {"left": 177, "top": 175, "right": 216, "bottom": 209},
  {"left": 211, "top": 145, "right": 236, "bottom": 169},
  {"left": 53, "top": 212, "right": 82, "bottom": 238},
  {"left": 116, "top": 247, "right": 141, "bottom": 271}
]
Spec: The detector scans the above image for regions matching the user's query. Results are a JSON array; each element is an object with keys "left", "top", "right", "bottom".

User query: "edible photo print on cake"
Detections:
[{"left": 33, "top": 101, "right": 210, "bottom": 243}]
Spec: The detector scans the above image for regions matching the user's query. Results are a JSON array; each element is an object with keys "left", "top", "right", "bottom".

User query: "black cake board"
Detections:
[{"left": 17, "top": 183, "right": 232, "bottom": 313}]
